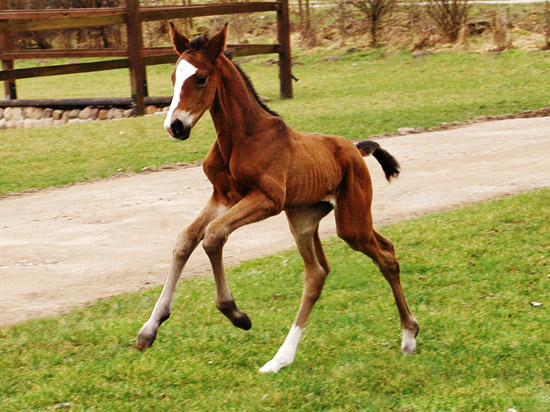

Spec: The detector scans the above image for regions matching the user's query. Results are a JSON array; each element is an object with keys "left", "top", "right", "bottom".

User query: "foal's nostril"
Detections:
[{"left": 170, "top": 119, "right": 184, "bottom": 138}]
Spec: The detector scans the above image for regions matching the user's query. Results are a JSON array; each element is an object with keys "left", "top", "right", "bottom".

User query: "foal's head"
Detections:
[{"left": 164, "top": 23, "right": 228, "bottom": 140}]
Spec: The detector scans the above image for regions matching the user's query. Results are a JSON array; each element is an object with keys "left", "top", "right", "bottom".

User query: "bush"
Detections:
[
  {"left": 427, "top": 0, "right": 471, "bottom": 42},
  {"left": 350, "top": 0, "right": 396, "bottom": 45}
]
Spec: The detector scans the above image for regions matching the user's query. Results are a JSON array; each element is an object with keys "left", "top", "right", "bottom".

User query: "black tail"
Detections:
[{"left": 355, "top": 140, "right": 400, "bottom": 182}]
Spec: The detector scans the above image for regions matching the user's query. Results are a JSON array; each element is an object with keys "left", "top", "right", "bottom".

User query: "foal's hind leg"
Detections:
[
  {"left": 335, "top": 196, "right": 418, "bottom": 354},
  {"left": 364, "top": 231, "right": 418, "bottom": 353},
  {"left": 136, "top": 195, "right": 226, "bottom": 350},
  {"left": 259, "top": 203, "right": 332, "bottom": 373}
]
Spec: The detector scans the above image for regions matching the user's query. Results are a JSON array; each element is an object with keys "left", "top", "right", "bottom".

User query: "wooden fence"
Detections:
[{"left": 0, "top": 0, "right": 292, "bottom": 115}]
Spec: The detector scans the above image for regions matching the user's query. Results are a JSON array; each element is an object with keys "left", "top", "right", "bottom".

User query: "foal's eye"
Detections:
[{"left": 196, "top": 76, "right": 208, "bottom": 86}]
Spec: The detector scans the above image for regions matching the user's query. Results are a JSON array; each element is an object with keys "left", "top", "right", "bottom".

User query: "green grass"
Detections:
[
  {"left": 2, "top": 49, "right": 550, "bottom": 195},
  {"left": 1, "top": 189, "right": 549, "bottom": 411}
]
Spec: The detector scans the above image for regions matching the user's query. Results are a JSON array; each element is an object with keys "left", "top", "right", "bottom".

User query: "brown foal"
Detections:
[{"left": 137, "top": 23, "right": 418, "bottom": 372}]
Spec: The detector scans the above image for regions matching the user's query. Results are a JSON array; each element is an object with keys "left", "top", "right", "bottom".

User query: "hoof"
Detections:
[
  {"left": 136, "top": 334, "right": 156, "bottom": 350},
  {"left": 231, "top": 312, "right": 252, "bottom": 330},
  {"left": 401, "top": 327, "right": 418, "bottom": 355},
  {"left": 259, "top": 357, "right": 292, "bottom": 373},
  {"left": 136, "top": 327, "right": 157, "bottom": 350},
  {"left": 217, "top": 300, "right": 252, "bottom": 330},
  {"left": 259, "top": 359, "right": 283, "bottom": 373}
]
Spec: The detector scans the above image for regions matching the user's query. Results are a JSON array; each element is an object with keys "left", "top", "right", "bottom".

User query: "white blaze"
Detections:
[{"left": 164, "top": 59, "right": 198, "bottom": 132}]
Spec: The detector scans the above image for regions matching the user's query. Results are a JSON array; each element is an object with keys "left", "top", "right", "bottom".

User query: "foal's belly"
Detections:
[{"left": 284, "top": 155, "right": 342, "bottom": 208}]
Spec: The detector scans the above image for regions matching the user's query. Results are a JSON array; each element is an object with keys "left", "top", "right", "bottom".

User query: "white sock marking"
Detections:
[
  {"left": 401, "top": 328, "right": 417, "bottom": 354},
  {"left": 259, "top": 325, "right": 304, "bottom": 373},
  {"left": 164, "top": 59, "right": 198, "bottom": 132}
]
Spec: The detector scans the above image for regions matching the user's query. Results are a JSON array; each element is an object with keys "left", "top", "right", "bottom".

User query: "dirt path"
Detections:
[{"left": 1, "top": 117, "right": 550, "bottom": 326}]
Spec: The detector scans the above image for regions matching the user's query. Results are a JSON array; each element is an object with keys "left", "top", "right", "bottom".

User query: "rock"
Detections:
[
  {"left": 67, "top": 109, "right": 80, "bottom": 119},
  {"left": 25, "top": 107, "right": 43, "bottom": 120},
  {"left": 32, "top": 107, "right": 44, "bottom": 119},
  {"left": 0, "top": 118, "right": 6, "bottom": 129},
  {"left": 6, "top": 119, "right": 17, "bottom": 128},
  {"left": 162, "top": 106, "right": 169, "bottom": 112},
  {"left": 41, "top": 118, "right": 54, "bottom": 127},
  {"left": 78, "top": 106, "right": 93, "bottom": 120},
  {"left": 98, "top": 109, "right": 108, "bottom": 120},
  {"left": 53, "top": 119, "right": 67, "bottom": 126},
  {"left": 113, "top": 109, "right": 124, "bottom": 119},
  {"left": 397, "top": 127, "right": 416, "bottom": 134},
  {"left": 12, "top": 107, "right": 23, "bottom": 120},
  {"left": 259, "top": 95, "right": 270, "bottom": 102},
  {"left": 90, "top": 108, "right": 99, "bottom": 120},
  {"left": 23, "top": 119, "right": 36, "bottom": 128},
  {"left": 123, "top": 109, "right": 133, "bottom": 118},
  {"left": 62, "top": 110, "right": 70, "bottom": 120},
  {"left": 42, "top": 108, "right": 53, "bottom": 119},
  {"left": 107, "top": 108, "right": 117, "bottom": 120},
  {"left": 0, "top": 108, "right": 3, "bottom": 119},
  {"left": 145, "top": 105, "right": 157, "bottom": 115},
  {"left": 3, "top": 107, "right": 13, "bottom": 120},
  {"left": 52, "top": 110, "right": 63, "bottom": 120},
  {"left": 413, "top": 50, "right": 434, "bottom": 59}
]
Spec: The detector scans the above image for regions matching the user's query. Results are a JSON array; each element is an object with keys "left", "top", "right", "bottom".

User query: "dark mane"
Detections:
[
  {"left": 189, "top": 33, "right": 209, "bottom": 51},
  {"left": 188, "top": 33, "right": 280, "bottom": 118},
  {"left": 231, "top": 62, "right": 280, "bottom": 118}
]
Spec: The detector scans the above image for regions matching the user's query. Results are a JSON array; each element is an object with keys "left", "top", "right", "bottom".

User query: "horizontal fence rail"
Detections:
[
  {"left": 0, "top": 44, "right": 280, "bottom": 60},
  {"left": 0, "top": 3, "right": 279, "bottom": 33},
  {"left": 0, "top": 0, "right": 292, "bottom": 114},
  {"left": 0, "top": 44, "right": 280, "bottom": 81}
]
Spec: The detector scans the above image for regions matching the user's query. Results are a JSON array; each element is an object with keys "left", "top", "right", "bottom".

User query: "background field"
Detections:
[
  {"left": 1, "top": 49, "right": 550, "bottom": 195},
  {"left": 1, "top": 189, "right": 548, "bottom": 411}
]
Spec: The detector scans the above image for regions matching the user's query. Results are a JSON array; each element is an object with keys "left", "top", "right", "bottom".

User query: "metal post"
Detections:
[
  {"left": 276, "top": 0, "right": 292, "bottom": 99},
  {"left": 125, "top": 0, "right": 147, "bottom": 115}
]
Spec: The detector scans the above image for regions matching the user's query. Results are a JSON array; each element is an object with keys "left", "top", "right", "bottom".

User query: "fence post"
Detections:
[
  {"left": 276, "top": 0, "right": 292, "bottom": 99},
  {"left": 125, "top": 0, "right": 146, "bottom": 115},
  {"left": 0, "top": 0, "right": 17, "bottom": 99}
]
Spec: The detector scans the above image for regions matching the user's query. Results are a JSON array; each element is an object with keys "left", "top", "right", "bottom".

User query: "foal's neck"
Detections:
[{"left": 209, "top": 55, "right": 278, "bottom": 161}]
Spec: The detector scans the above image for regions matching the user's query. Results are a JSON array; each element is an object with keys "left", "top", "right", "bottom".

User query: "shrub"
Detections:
[
  {"left": 427, "top": 0, "right": 471, "bottom": 42},
  {"left": 349, "top": 0, "right": 397, "bottom": 46}
]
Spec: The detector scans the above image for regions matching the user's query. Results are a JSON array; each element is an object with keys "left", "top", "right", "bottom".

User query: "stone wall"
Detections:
[{"left": 0, "top": 105, "right": 168, "bottom": 129}]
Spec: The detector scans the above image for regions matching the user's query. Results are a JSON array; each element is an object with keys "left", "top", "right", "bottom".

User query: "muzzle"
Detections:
[{"left": 170, "top": 119, "right": 191, "bottom": 141}]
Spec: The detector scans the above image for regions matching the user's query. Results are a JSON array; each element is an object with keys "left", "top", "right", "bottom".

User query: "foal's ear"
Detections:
[
  {"left": 205, "top": 23, "right": 228, "bottom": 63},
  {"left": 169, "top": 22, "right": 189, "bottom": 54}
]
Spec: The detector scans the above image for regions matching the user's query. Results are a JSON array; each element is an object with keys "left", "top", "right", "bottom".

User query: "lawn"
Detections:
[
  {"left": 1, "top": 189, "right": 549, "bottom": 411},
  {"left": 1, "top": 49, "right": 550, "bottom": 195}
]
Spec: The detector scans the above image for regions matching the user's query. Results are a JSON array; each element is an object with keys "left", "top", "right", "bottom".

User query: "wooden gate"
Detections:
[{"left": 0, "top": 0, "right": 292, "bottom": 115}]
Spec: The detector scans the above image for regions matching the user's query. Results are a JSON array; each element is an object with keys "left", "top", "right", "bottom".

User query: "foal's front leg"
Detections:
[
  {"left": 136, "top": 196, "right": 227, "bottom": 350},
  {"left": 259, "top": 204, "right": 331, "bottom": 373},
  {"left": 202, "top": 190, "right": 281, "bottom": 330}
]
